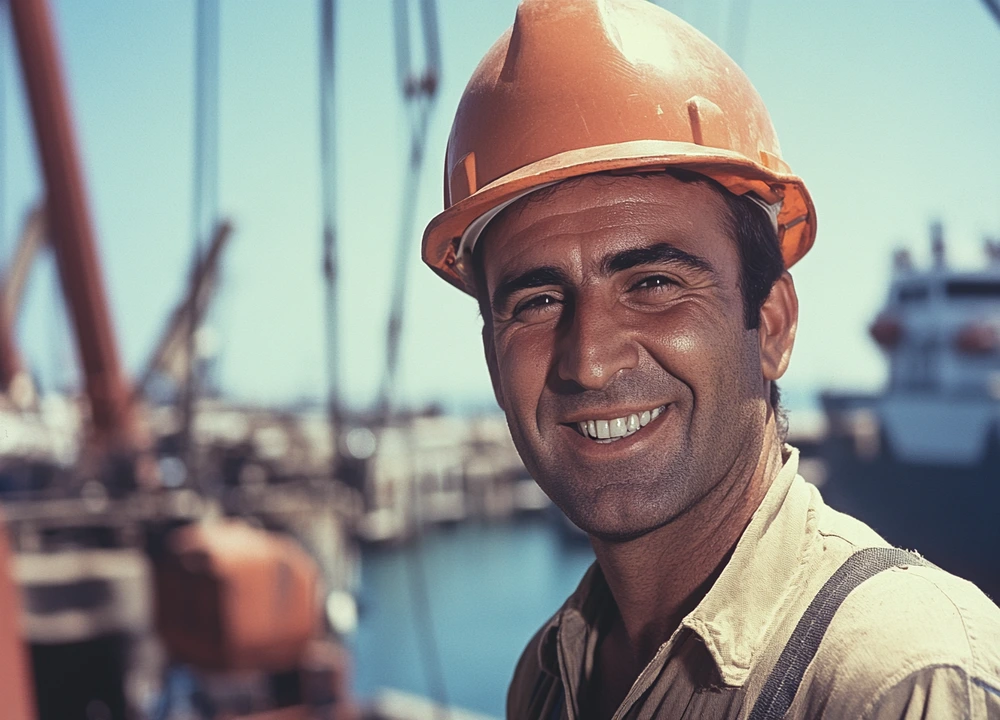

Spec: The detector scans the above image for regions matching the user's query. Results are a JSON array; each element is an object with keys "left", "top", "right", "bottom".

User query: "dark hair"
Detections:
[{"left": 471, "top": 170, "right": 788, "bottom": 436}]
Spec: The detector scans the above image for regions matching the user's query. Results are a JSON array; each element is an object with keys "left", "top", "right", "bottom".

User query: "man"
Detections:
[{"left": 421, "top": 1, "right": 1000, "bottom": 718}]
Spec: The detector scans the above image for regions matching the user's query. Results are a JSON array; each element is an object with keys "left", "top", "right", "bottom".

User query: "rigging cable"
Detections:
[
  {"left": 180, "top": 0, "right": 221, "bottom": 480},
  {"left": 375, "top": 0, "right": 441, "bottom": 423},
  {"left": 319, "top": 0, "right": 344, "bottom": 469},
  {"left": 404, "top": 529, "right": 450, "bottom": 719},
  {"left": 983, "top": 0, "right": 1000, "bottom": 28},
  {"left": 380, "top": 1, "right": 450, "bottom": 717}
]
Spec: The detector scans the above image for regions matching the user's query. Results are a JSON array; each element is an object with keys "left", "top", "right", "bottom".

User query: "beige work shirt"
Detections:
[{"left": 507, "top": 448, "right": 1000, "bottom": 719}]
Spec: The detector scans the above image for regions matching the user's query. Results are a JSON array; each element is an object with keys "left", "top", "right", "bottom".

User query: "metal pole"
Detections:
[
  {"left": 0, "top": 0, "right": 22, "bottom": 393},
  {"left": 9, "top": 0, "right": 135, "bottom": 449},
  {"left": 0, "top": 311, "right": 21, "bottom": 393},
  {"left": 0, "top": 0, "right": 6, "bottom": 255}
]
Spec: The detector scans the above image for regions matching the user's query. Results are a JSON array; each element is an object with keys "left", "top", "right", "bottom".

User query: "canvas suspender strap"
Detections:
[
  {"left": 747, "top": 547, "right": 927, "bottom": 720},
  {"left": 543, "top": 547, "right": 926, "bottom": 720}
]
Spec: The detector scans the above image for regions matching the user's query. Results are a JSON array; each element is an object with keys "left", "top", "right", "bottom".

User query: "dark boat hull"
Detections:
[{"left": 821, "top": 435, "right": 1000, "bottom": 599}]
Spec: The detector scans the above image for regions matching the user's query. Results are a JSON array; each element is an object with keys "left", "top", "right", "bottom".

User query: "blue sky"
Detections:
[{"left": 2, "top": 0, "right": 999, "bottom": 413}]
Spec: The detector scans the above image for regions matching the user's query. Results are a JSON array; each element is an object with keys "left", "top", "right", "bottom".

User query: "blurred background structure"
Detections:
[{"left": 0, "top": 0, "right": 997, "bottom": 718}]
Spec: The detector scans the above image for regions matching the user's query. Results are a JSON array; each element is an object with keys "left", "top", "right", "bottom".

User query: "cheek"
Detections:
[
  {"left": 642, "top": 303, "right": 756, "bottom": 385},
  {"left": 661, "top": 328, "right": 698, "bottom": 355},
  {"left": 495, "top": 330, "right": 556, "bottom": 422},
  {"left": 643, "top": 303, "right": 719, "bottom": 357}
]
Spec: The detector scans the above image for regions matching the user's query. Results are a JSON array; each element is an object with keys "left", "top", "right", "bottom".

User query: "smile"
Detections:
[{"left": 573, "top": 405, "right": 666, "bottom": 444}]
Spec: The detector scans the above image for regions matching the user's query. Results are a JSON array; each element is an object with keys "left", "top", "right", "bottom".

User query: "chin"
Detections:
[
  {"left": 573, "top": 517, "right": 660, "bottom": 544},
  {"left": 553, "top": 481, "right": 690, "bottom": 543}
]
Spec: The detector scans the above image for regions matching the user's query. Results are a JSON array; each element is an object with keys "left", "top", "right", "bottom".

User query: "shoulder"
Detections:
[
  {"left": 780, "top": 487, "right": 1000, "bottom": 717},
  {"left": 795, "top": 558, "right": 1000, "bottom": 718}
]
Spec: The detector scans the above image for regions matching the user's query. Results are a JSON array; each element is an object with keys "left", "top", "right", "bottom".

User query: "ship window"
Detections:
[
  {"left": 945, "top": 280, "right": 1000, "bottom": 299},
  {"left": 897, "top": 284, "right": 928, "bottom": 303}
]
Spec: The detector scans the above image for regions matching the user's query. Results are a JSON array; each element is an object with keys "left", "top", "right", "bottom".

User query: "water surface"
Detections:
[{"left": 351, "top": 517, "right": 594, "bottom": 717}]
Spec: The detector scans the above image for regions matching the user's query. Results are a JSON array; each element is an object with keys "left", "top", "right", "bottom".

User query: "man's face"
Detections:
[{"left": 480, "top": 174, "right": 774, "bottom": 541}]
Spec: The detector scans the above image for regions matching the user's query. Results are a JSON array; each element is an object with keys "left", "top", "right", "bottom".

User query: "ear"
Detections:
[
  {"left": 758, "top": 271, "right": 798, "bottom": 383},
  {"left": 482, "top": 323, "right": 507, "bottom": 411}
]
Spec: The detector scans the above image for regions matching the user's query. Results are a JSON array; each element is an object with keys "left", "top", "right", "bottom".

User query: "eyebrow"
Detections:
[
  {"left": 492, "top": 266, "right": 573, "bottom": 314},
  {"left": 602, "top": 242, "right": 715, "bottom": 276},
  {"left": 490, "top": 242, "right": 715, "bottom": 314}
]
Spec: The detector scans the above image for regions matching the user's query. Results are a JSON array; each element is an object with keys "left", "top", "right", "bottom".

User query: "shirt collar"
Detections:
[
  {"left": 538, "top": 446, "right": 812, "bottom": 687},
  {"left": 681, "top": 446, "right": 810, "bottom": 685},
  {"left": 537, "top": 562, "right": 609, "bottom": 677}
]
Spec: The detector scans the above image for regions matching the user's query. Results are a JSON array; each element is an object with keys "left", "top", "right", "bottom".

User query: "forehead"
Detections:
[{"left": 479, "top": 173, "right": 735, "bottom": 280}]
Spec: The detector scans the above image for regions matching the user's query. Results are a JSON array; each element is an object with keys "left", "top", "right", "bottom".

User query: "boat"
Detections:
[{"left": 821, "top": 222, "right": 1000, "bottom": 597}]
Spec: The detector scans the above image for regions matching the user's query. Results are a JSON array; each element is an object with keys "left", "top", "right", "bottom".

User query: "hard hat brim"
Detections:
[{"left": 422, "top": 139, "right": 815, "bottom": 296}]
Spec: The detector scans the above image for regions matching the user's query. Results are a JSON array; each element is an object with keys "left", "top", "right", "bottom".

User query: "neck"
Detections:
[{"left": 590, "top": 429, "right": 785, "bottom": 669}]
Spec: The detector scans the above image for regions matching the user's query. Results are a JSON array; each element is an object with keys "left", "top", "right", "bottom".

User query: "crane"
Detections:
[{"left": 9, "top": 0, "right": 139, "bottom": 456}]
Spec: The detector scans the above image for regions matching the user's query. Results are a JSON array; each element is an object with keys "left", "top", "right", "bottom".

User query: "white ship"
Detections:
[{"left": 821, "top": 222, "right": 1000, "bottom": 595}]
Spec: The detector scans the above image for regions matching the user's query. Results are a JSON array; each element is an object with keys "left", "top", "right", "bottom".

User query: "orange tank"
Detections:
[{"left": 154, "top": 520, "right": 319, "bottom": 672}]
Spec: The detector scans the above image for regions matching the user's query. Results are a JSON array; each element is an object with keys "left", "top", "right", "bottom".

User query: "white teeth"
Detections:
[{"left": 574, "top": 406, "right": 666, "bottom": 441}]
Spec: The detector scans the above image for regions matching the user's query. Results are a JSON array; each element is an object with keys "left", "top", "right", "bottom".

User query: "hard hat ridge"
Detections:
[{"left": 424, "top": 0, "right": 816, "bottom": 295}]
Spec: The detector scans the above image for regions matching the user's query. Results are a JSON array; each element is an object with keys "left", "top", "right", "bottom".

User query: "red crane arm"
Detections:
[{"left": 9, "top": 0, "right": 137, "bottom": 450}]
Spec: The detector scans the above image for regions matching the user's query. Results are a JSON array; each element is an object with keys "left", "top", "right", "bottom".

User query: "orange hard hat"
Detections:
[{"left": 422, "top": 0, "right": 816, "bottom": 296}]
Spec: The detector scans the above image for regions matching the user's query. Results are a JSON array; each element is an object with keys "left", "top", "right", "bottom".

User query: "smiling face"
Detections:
[{"left": 479, "top": 173, "right": 789, "bottom": 541}]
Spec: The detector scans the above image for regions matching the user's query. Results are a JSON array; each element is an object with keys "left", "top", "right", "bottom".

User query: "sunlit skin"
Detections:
[{"left": 478, "top": 174, "right": 798, "bottom": 718}]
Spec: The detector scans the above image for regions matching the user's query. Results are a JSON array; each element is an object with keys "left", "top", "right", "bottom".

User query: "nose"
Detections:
[{"left": 555, "top": 295, "right": 638, "bottom": 392}]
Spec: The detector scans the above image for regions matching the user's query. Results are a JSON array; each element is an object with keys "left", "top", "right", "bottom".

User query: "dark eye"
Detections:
[
  {"left": 630, "top": 275, "right": 677, "bottom": 292},
  {"left": 514, "top": 293, "right": 561, "bottom": 319}
]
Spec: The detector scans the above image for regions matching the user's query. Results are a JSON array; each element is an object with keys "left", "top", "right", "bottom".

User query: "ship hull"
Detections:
[{"left": 821, "top": 435, "right": 1000, "bottom": 599}]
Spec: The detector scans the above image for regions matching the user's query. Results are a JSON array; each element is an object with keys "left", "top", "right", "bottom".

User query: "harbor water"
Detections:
[{"left": 351, "top": 517, "right": 594, "bottom": 717}]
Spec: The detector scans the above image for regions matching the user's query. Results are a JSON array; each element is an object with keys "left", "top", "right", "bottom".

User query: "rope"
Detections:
[
  {"left": 319, "top": 0, "right": 344, "bottom": 469},
  {"left": 379, "top": 2, "right": 448, "bottom": 717},
  {"left": 376, "top": 0, "right": 441, "bottom": 423},
  {"left": 419, "top": 0, "right": 442, "bottom": 83},
  {"left": 983, "top": 0, "right": 1000, "bottom": 29},
  {"left": 180, "top": 0, "right": 221, "bottom": 478},
  {"left": 192, "top": 0, "right": 220, "bottom": 253},
  {"left": 392, "top": 0, "right": 411, "bottom": 95},
  {"left": 405, "top": 532, "right": 451, "bottom": 720}
]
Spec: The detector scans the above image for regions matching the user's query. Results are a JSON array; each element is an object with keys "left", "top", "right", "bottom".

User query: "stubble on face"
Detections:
[{"left": 480, "top": 174, "right": 771, "bottom": 541}]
